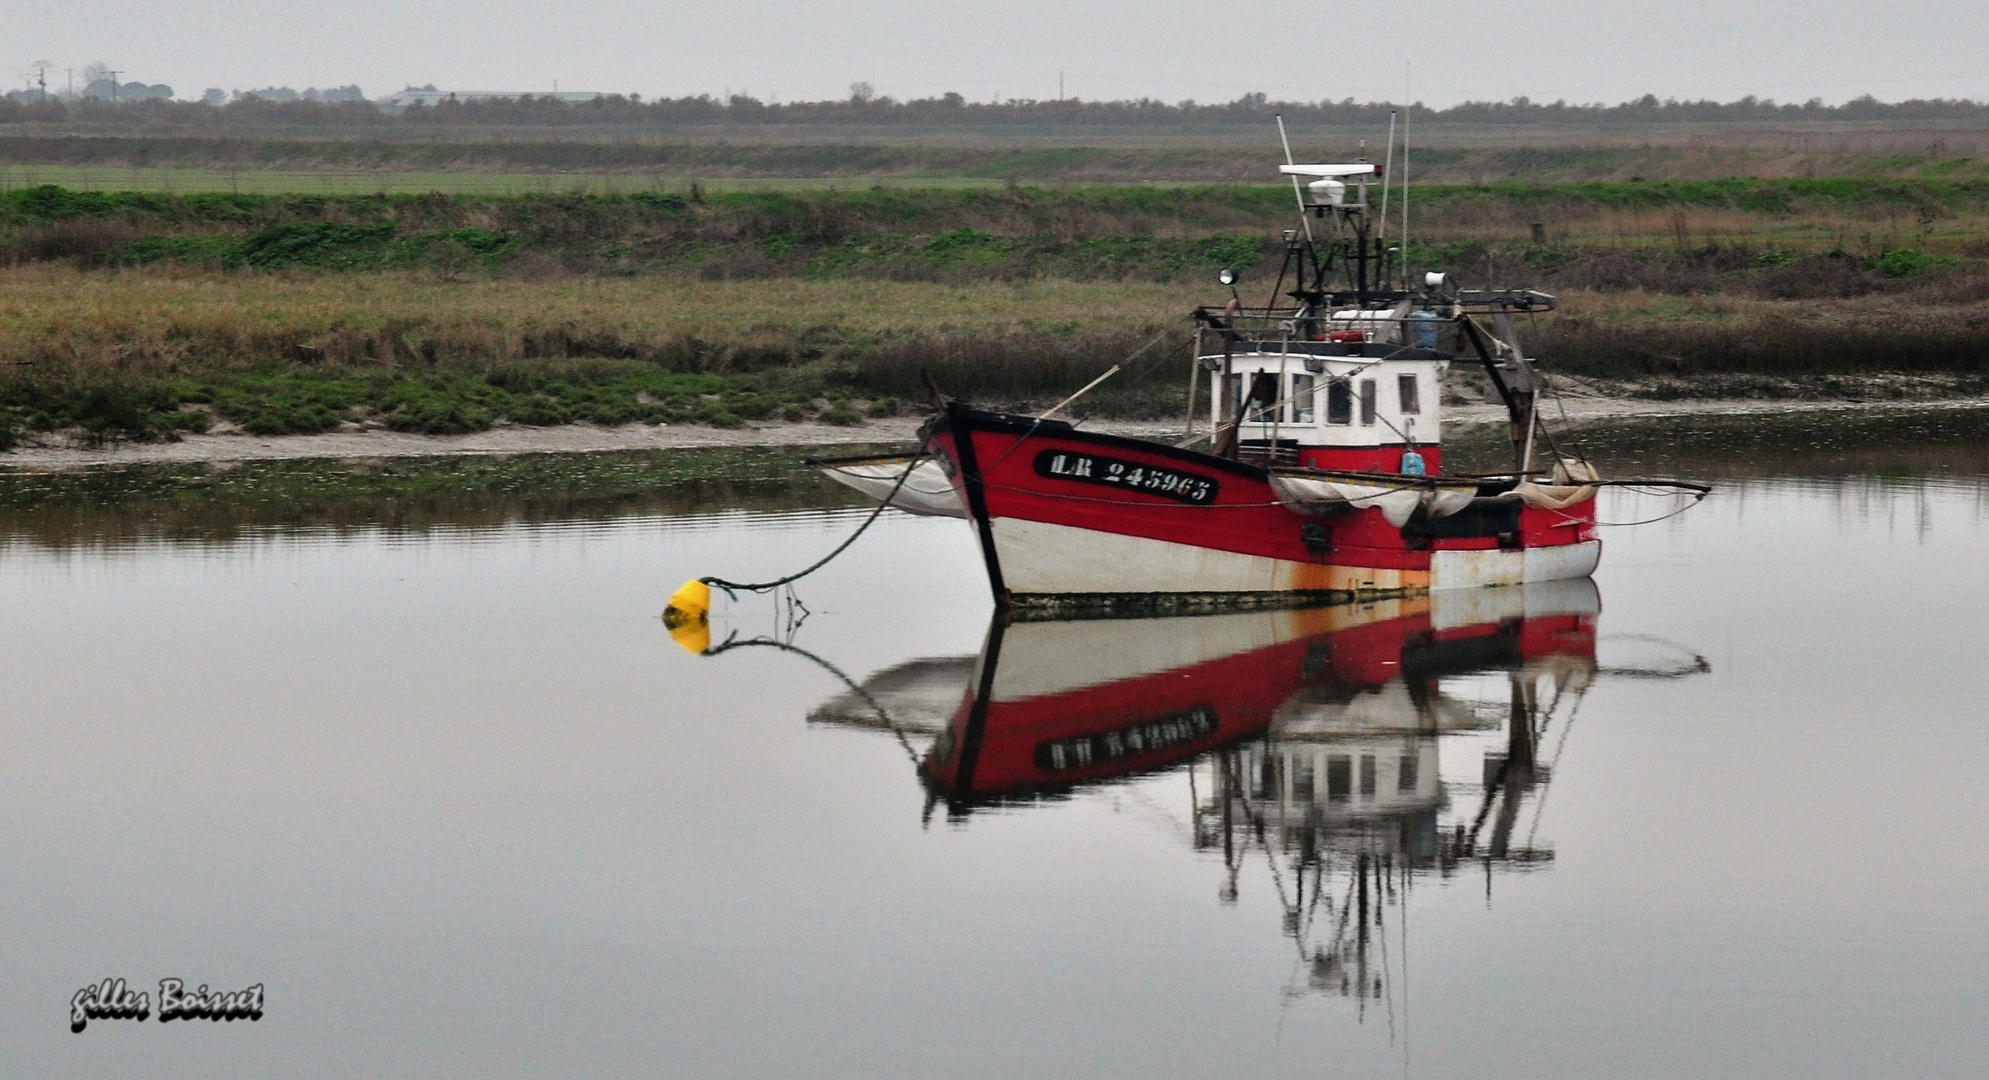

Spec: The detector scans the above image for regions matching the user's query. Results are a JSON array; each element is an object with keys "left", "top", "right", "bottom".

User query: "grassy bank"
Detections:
[
  {"left": 7, "top": 180, "right": 1989, "bottom": 280},
  {"left": 11, "top": 177, "right": 1989, "bottom": 256},
  {"left": 5, "top": 178, "right": 1989, "bottom": 446}
]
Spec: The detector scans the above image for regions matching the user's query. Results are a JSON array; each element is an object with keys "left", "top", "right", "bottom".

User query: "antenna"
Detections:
[
  {"left": 1401, "top": 64, "right": 1411, "bottom": 289},
  {"left": 1378, "top": 111, "right": 1396, "bottom": 240},
  {"left": 1274, "top": 114, "right": 1313, "bottom": 243}
]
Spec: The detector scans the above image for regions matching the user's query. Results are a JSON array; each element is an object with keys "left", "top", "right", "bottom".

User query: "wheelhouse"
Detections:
[{"left": 1201, "top": 321, "right": 1452, "bottom": 474}]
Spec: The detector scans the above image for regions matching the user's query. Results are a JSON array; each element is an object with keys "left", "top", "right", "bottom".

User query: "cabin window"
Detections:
[
  {"left": 1291, "top": 756, "right": 1315, "bottom": 800},
  {"left": 1326, "top": 380, "right": 1352, "bottom": 425},
  {"left": 1220, "top": 374, "right": 1242, "bottom": 423},
  {"left": 1326, "top": 755, "right": 1352, "bottom": 801},
  {"left": 1358, "top": 380, "right": 1378, "bottom": 426},
  {"left": 1291, "top": 374, "right": 1316, "bottom": 423},
  {"left": 1398, "top": 374, "right": 1421, "bottom": 414},
  {"left": 1359, "top": 755, "right": 1377, "bottom": 797},
  {"left": 1398, "top": 754, "right": 1419, "bottom": 792},
  {"left": 1245, "top": 372, "right": 1279, "bottom": 423}
]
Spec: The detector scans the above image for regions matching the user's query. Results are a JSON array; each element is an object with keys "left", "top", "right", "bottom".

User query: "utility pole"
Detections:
[
  {"left": 107, "top": 70, "right": 123, "bottom": 103},
  {"left": 1058, "top": 71, "right": 1064, "bottom": 101},
  {"left": 32, "top": 60, "right": 51, "bottom": 102}
]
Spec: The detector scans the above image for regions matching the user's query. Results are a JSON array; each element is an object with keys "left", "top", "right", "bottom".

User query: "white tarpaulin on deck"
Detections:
[
  {"left": 823, "top": 457, "right": 968, "bottom": 518},
  {"left": 1269, "top": 475, "right": 1479, "bottom": 527},
  {"left": 1514, "top": 458, "right": 1601, "bottom": 511}
]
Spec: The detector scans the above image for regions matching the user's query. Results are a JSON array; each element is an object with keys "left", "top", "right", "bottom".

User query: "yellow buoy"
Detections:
[{"left": 663, "top": 579, "right": 712, "bottom": 655}]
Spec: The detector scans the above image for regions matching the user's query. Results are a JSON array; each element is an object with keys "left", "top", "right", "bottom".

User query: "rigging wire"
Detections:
[
  {"left": 697, "top": 455, "right": 921, "bottom": 598},
  {"left": 1548, "top": 493, "right": 1709, "bottom": 528},
  {"left": 1522, "top": 669, "right": 1594, "bottom": 854}
]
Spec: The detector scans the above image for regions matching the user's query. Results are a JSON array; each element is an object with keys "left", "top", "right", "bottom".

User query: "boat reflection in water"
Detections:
[{"left": 803, "top": 581, "right": 1706, "bottom": 1006}]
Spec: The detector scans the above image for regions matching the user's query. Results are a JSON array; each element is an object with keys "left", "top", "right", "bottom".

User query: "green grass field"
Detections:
[{"left": 0, "top": 166, "right": 1020, "bottom": 196}]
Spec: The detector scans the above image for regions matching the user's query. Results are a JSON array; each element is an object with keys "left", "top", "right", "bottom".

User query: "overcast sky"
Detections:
[{"left": 16, "top": 0, "right": 1989, "bottom": 105}]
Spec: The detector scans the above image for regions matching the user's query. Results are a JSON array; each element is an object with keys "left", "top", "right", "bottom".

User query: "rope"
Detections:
[
  {"left": 699, "top": 456, "right": 921, "bottom": 598},
  {"left": 1543, "top": 487, "right": 1709, "bottom": 528},
  {"left": 1109, "top": 326, "right": 1182, "bottom": 385},
  {"left": 954, "top": 331, "right": 1177, "bottom": 478}
]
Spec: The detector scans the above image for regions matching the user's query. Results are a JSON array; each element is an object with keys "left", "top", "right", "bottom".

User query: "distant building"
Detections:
[{"left": 377, "top": 85, "right": 607, "bottom": 113}]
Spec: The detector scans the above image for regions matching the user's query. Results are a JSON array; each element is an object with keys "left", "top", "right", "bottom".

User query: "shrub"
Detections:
[
  {"left": 385, "top": 397, "right": 492, "bottom": 434},
  {"left": 68, "top": 379, "right": 187, "bottom": 444},
  {"left": 241, "top": 221, "right": 397, "bottom": 268},
  {"left": 1875, "top": 247, "right": 1937, "bottom": 279}
]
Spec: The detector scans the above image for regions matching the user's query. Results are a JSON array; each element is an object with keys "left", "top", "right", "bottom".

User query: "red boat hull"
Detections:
[{"left": 923, "top": 404, "right": 1598, "bottom": 609}]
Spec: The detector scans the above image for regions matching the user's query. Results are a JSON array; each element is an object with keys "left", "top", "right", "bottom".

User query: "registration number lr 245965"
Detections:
[{"left": 1032, "top": 449, "right": 1220, "bottom": 505}]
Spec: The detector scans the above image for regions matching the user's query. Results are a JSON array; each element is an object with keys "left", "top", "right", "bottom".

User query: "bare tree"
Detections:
[{"left": 849, "top": 81, "right": 874, "bottom": 104}]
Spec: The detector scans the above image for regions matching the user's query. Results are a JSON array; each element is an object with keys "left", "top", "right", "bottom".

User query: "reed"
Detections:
[{"left": 0, "top": 266, "right": 1200, "bottom": 437}]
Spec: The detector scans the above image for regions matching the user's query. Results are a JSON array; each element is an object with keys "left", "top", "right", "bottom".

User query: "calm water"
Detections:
[{"left": 4, "top": 413, "right": 1988, "bottom": 1079}]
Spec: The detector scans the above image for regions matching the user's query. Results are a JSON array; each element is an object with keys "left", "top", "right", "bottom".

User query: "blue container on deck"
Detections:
[{"left": 1408, "top": 309, "right": 1443, "bottom": 350}]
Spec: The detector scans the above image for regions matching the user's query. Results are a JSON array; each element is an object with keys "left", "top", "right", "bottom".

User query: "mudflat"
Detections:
[{"left": 10, "top": 391, "right": 1985, "bottom": 470}]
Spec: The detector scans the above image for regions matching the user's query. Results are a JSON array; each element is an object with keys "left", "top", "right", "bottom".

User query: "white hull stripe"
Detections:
[
  {"left": 1428, "top": 541, "right": 1601, "bottom": 591},
  {"left": 985, "top": 517, "right": 1598, "bottom": 598}
]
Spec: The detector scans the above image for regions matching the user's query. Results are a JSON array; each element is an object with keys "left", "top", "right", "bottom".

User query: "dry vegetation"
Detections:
[{"left": 0, "top": 265, "right": 1192, "bottom": 372}]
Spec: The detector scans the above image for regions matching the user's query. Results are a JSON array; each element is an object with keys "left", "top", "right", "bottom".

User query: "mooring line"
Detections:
[{"left": 699, "top": 455, "right": 922, "bottom": 598}]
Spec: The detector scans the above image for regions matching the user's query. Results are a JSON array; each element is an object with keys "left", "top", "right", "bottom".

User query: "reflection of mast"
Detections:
[{"left": 1194, "top": 635, "right": 1600, "bottom": 1011}]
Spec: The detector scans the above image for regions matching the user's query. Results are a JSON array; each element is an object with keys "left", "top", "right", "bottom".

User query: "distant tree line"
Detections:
[
  {"left": 3, "top": 89, "right": 1988, "bottom": 128},
  {"left": 222, "top": 85, "right": 367, "bottom": 104}
]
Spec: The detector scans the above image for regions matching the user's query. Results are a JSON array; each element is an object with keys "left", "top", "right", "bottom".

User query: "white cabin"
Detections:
[{"left": 1202, "top": 310, "right": 1452, "bottom": 472}]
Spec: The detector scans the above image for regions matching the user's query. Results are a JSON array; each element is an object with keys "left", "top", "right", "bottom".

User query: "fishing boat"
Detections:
[{"left": 824, "top": 148, "right": 1703, "bottom": 613}]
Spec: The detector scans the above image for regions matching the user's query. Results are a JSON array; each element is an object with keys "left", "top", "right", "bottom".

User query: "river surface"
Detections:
[{"left": 4, "top": 409, "right": 1988, "bottom": 1079}]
